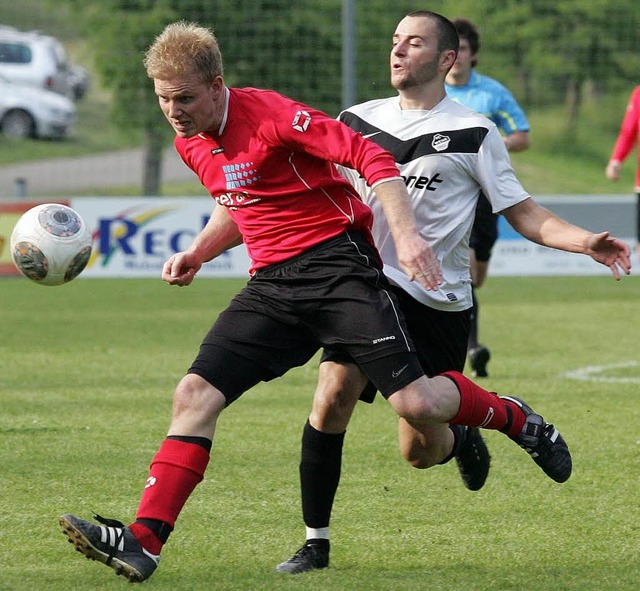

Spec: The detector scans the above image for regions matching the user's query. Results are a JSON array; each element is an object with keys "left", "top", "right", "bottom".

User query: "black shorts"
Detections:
[
  {"left": 469, "top": 192, "right": 499, "bottom": 263},
  {"left": 323, "top": 285, "right": 470, "bottom": 402},
  {"left": 188, "top": 232, "right": 424, "bottom": 405}
]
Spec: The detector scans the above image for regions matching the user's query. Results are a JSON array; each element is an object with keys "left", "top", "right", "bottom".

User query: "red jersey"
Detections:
[
  {"left": 175, "top": 87, "right": 401, "bottom": 271},
  {"left": 610, "top": 85, "right": 640, "bottom": 191}
]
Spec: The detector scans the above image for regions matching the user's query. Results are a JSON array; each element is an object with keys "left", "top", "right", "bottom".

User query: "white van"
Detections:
[{"left": 0, "top": 27, "right": 73, "bottom": 98}]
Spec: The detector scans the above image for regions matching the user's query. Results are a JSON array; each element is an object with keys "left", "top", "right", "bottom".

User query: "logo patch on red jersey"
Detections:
[
  {"left": 216, "top": 191, "right": 261, "bottom": 209},
  {"left": 223, "top": 163, "right": 260, "bottom": 190},
  {"left": 292, "top": 110, "right": 311, "bottom": 132}
]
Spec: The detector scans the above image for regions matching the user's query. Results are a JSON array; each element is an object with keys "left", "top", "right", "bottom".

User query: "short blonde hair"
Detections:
[{"left": 144, "top": 21, "right": 223, "bottom": 83}]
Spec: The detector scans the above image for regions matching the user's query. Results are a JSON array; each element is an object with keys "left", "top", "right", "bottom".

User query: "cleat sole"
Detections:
[{"left": 59, "top": 515, "right": 145, "bottom": 583}]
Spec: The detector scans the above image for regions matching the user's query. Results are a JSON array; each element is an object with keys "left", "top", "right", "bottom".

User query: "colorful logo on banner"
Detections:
[
  {"left": 82, "top": 202, "right": 238, "bottom": 276},
  {"left": 88, "top": 205, "right": 179, "bottom": 268}
]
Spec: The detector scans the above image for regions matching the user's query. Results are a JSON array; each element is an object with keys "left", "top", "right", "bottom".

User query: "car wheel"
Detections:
[{"left": 1, "top": 109, "right": 35, "bottom": 139}]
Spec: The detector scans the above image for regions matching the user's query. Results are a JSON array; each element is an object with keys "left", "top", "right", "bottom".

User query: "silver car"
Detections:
[{"left": 0, "top": 73, "right": 76, "bottom": 139}]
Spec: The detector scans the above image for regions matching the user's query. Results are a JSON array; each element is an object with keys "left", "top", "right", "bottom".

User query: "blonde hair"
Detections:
[{"left": 144, "top": 21, "right": 223, "bottom": 83}]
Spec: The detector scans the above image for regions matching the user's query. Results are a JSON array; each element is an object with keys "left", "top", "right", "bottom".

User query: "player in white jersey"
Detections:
[
  {"left": 277, "top": 10, "right": 630, "bottom": 574},
  {"left": 337, "top": 95, "right": 527, "bottom": 314}
]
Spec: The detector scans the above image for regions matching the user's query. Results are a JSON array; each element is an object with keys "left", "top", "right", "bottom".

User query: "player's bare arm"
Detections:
[
  {"left": 372, "top": 178, "right": 442, "bottom": 290},
  {"left": 503, "top": 198, "right": 631, "bottom": 279},
  {"left": 162, "top": 205, "right": 242, "bottom": 286}
]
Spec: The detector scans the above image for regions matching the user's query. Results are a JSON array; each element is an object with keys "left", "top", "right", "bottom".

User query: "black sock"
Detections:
[
  {"left": 135, "top": 518, "right": 174, "bottom": 544},
  {"left": 166, "top": 434, "right": 212, "bottom": 452},
  {"left": 299, "top": 420, "right": 345, "bottom": 530},
  {"left": 306, "top": 538, "right": 330, "bottom": 550}
]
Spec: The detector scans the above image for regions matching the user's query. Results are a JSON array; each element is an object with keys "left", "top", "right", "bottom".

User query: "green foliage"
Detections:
[
  {"left": 61, "top": 0, "right": 173, "bottom": 137},
  {"left": 2, "top": 0, "right": 639, "bottom": 195},
  {"left": 1, "top": 275, "right": 639, "bottom": 590},
  {"left": 11, "top": 0, "right": 640, "bottom": 116}
]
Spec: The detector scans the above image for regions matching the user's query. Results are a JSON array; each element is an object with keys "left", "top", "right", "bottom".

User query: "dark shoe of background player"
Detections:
[
  {"left": 59, "top": 513, "right": 160, "bottom": 583},
  {"left": 276, "top": 540, "right": 329, "bottom": 574},
  {"left": 452, "top": 425, "right": 491, "bottom": 491},
  {"left": 468, "top": 344, "right": 491, "bottom": 377},
  {"left": 501, "top": 395, "right": 572, "bottom": 483}
]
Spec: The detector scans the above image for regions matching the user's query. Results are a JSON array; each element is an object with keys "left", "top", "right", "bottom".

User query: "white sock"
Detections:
[{"left": 305, "top": 526, "right": 329, "bottom": 540}]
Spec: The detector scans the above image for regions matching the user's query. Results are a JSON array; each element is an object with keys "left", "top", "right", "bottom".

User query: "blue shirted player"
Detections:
[{"left": 445, "top": 18, "right": 530, "bottom": 378}]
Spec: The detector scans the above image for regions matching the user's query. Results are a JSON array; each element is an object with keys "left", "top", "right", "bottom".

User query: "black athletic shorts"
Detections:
[
  {"left": 469, "top": 192, "right": 499, "bottom": 263},
  {"left": 323, "top": 284, "right": 471, "bottom": 402},
  {"left": 188, "top": 231, "right": 424, "bottom": 405}
]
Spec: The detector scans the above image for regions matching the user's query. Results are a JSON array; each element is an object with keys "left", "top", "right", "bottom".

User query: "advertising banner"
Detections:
[
  {"left": 73, "top": 197, "right": 251, "bottom": 279},
  {"left": 0, "top": 195, "right": 636, "bottom": 279}
]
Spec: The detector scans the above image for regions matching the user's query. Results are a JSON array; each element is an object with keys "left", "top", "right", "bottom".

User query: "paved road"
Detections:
[{"left": 0, "top": 147, "right": 197, "bottom": 198}]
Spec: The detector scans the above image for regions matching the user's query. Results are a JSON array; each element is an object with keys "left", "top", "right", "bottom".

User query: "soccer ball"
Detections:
[{"left": 10, "top": 203, "right": 92, "bottom": 286}]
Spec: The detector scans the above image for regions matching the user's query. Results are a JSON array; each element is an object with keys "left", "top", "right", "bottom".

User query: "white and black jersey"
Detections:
[{"left": 337, "top": 95, "right": 529, "bottom": 311}]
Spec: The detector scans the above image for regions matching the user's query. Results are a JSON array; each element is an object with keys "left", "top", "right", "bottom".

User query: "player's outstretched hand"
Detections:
[
  {"left": 162, "top": 251, "right": 202, "bottom": 286},
  {"left": 397, "top": 234, "right": 443, "bottom": 290},
  {"left": 586, "top": 232, "right": 631, "bottom": 280}
]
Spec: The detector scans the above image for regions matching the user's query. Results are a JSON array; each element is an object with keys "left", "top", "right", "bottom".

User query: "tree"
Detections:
[
  {"left": 436, "top": 0, "right": 640, "bottom": 139},
  {"left": 54, "top": 0, "right": 343, "bottom": 194},
  {"left": 59, "top": 0, "right": 176, "bottom": 195},
  {"left": 50, "top": 0, "right": 640, "bottom": 174}
]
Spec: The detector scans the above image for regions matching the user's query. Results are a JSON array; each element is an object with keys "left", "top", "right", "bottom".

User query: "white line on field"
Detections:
[{"left": 563, "top": 361, "right": 640, "bottom": 383}]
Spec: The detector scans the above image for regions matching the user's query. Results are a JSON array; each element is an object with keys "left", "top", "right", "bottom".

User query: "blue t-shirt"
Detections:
[{"left": 445, "top": 70, "right": 529, "bottom": 135}]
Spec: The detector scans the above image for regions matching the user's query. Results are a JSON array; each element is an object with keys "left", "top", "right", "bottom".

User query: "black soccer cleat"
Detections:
[
  {"left": 454, "top": 426, "right": 491, "bottom": 491},
  {"left": 501, "top": 396, "right": 572, "bottom": 483},
  {"left": 468, "top": 345, "right": 491, "bottom": 378},
  {"left": 59, "top": 513, "right": 160, "bottom": 583},
  {"left": 276, "top": 540, "right": 329, "bottom": 574}
]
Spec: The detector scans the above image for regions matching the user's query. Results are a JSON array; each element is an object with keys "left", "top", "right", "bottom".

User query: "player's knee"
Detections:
[
  {"left": 173, "top": 373, "right": 225, "bottom": 421},
  {"left": 310, "top": 384, "right": 357, "bottom": 432},
  {"left": 389, "top": 376, "right": 459, "bottom": 424},
  {"left": 389, "top": 390, "right": 438, "bottom": 423},
  {"left": 310, "top": 362, "right": 362, "bottom": 431}
]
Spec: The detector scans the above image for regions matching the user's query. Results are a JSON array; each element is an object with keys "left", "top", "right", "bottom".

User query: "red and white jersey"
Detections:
[
  {"left": 338, "top": 95, "right": 530, "bottom": 311},
  {"left": 610, "top": 85, "right": 640, "bottom": 192},
  {"left": 175, "top": 87, "right": 401, "bottom": 271}
]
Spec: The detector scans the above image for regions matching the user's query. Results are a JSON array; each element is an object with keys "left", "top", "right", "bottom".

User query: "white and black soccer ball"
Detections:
[{"left": 10, "top": 203, "right": 92, "bottom": 286}]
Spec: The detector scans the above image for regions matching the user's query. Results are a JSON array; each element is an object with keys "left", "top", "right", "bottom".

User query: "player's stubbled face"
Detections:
[
  {"left": 155, "top": 74, "right": 223, "bottom": 138},
  {"left": 390, "top": 16, "right": 441, "bottom": 90}
]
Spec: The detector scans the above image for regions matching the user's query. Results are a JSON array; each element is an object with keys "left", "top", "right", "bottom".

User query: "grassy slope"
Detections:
[{"left": 0, "top": 276, "right": 638, "bottom": 590}]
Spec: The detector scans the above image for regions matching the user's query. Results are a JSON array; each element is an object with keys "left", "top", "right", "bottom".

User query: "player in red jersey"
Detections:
[
  {"left": 57, "top": 20, "right": 626, "bottom": 583},
  {"left": 606, "top": 85, "right": 640, "bottom": 258}
]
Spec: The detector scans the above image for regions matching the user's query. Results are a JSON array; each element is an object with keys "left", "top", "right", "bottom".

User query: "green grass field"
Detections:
[{"left": 1, "top": 275, "right": 638, "bottom": 591}]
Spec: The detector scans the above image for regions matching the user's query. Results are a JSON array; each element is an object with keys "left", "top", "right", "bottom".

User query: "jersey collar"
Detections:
[{"left": 197, "top": 86, "right": 230, "bottom": 140}]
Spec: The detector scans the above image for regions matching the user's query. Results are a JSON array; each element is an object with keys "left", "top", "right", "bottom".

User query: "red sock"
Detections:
[
  {"left": 131, "top": 439, "right": 210, "bottom": 552},
  {"left": 442, "top": 371, "right": 526, "bottom": 438},
  {"left": 129, "top": 522, "right": 164, "bottom": 555}
]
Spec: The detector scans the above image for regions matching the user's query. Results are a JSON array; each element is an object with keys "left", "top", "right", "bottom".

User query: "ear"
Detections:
[
  {"left": 210, "top": 76, "right": 224, "bottom": 96},
  {"left": 440, "top": 49, "right": 457, "bottom": 71}
]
